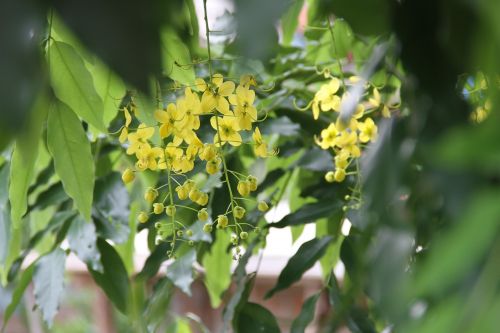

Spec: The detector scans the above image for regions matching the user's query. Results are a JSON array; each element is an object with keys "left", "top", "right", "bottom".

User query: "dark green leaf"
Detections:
[
  {"left": 166, "top": 249, "right": 196, "bottom": 296},
  {"left": 47, "top": 100, "right": 95, "bottom": 220},
  {"left": 137, "top": 242, "right": 171, "bottom": 280},
  {"left": 290, "top": 293, "right": 321, "bottom": 333},
  {"left": 33, "top": 248, "right": 66, "bottom": 327},
  {"left": 293, "top": 148, "right": 332, "bottom": 172},
  {"left": 268, "top": 202, "right": 341, "bottom": 228},
  {"left": 89, "top": 238, "right": 130, "bottom": 313},
  {"left": 236, "top": 302, "right": 281, "bottom": 333},
  {"left": 68, "top": 215, "right": 102, "bottom": 271},
  {"left": 144, "top": 278, "right": 174, "bottom": 330},
  {"left": 265, "top": 237, "right": 332, "bottom": 298},
  {"left": 93, "top": 172, "right": 130, "bottom": 243},
  {"left": 29, "top": 181, "right": 68, "bottom": 212}
]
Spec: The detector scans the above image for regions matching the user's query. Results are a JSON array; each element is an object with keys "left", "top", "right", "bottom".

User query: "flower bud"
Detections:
[
  {"left": 176, "top": 185, "right": 188, "bottom": 200},
  {"left": 153, "top": 203, "right": 164, "bottom": 214},
  {"left": 240, "top": 231, "right": 248, "bottom": 240},
  {"left": 183, "top": 179, "right": 196, "bottom": 192},
  {"left": 233, "top": 206, "right": 246, "bottom": 219},
  {"left": 325, "top": 171, "right": 335, "bottom": 183},
  {"left": 189, "top": 189, "right": 202, "bottom": 202},
  {"left": 144, "top": 188, "right": 158, "bottom": 203},
  {"left": 206, "top": 159, "right": 220, "bottom": 175},
  {"left": 186, "top": 229, "right": 193, "bottom": 237},
  {"left": 138, "top": 212, "right": 149, "bottom": 223},
  {"left": 203, "top": 223, "right": 213, "bottom": 233},
  {"left": 257, "top": 201, "right": 269, "bottom": 212},
  {"left": 216, "top": 215, "right": 229, "bottom": 229},
  {"left": 334, "top": 168, "right": 346, "bottom": 182},
  {"left": 165, "top": 205, "right": 176, "bottom": 216},
  {"left": 122, "top": 168, "right": 135, "bottom": 184},
  {"left": 176, "top": 230, "right": 183, "bottom": 237},
  {"left": 237, "top": 181, "right": 250, "bottom": 196},
  {"left": 196, "top": 192, "right": 209, "bottom": 206},
  {"left": 198, "top": 208, "right": 209, "bottom": 221},
  {"left": 247, "top": 175, "right": 258, "bottom": 191}
]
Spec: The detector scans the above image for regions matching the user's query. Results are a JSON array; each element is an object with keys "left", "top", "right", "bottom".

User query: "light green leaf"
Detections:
[
  {"left": 166, "top": 249, "right": 196, "bottom": 296},
  {"left": 49, "top": 40, "right": 105, "bottom": 132},
  {"left": 9, "top": 95, "right": 48, "bottom": 227},
  {"left": 282, "top": 0, "right": 305, "bottom": 45},
  {"left": 33, "top": 248, "right": 66, "bottom": 327},
  {"left": 68, "top": 215, "right": 102, "bottom": 271},
  {"left": 291, "top": 293, "right": 321, "bottom": 333},
  {"left": 265, "top": 237, "right": 332, "bottom": 298},
  {"left": 47, "top": 100, "right": 95, "bottom": 221},
  {"left": 161, "top": 28, "right": 195, "bottom": 86},
  {"left": 89, "top": 60, "right": 126, "bottom": 127},
  {"left": 203, "top": 230, "right": 232, "bottom": 308}
]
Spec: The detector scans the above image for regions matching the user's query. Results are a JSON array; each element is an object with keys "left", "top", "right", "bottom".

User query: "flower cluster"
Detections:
[
  {"left": 119, "top": 74, "right": 272, "bottom": 255},
  {"left": 308, "top": 74, "right": 397, "bottom": 206}
]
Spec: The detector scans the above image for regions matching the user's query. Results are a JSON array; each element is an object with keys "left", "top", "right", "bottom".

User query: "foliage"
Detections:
[{"left": 1, "top": 0, "right": 500, "bottom": 332}]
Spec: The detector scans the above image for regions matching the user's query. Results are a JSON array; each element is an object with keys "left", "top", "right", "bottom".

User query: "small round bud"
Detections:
[
  {"left": 206, "top": 159, "right": 220, "bottom": 175},
  {"left": 154, "top": 222, "right": 162, "bottom": 229},
  {"left": 240, "top": 231, "right": 248, "bottom": 240},
  {"left": 188, "top": 240, "right": 195, "bottom": 246},
  {"left": 216, "top": 215, "right": 229, "bottom": 229},
  {"left": 344, "top": 195, "right": 350, "bottom": 200},
  {"left": 189, "top": 189, "right": 202, "bottom": 202},
  {"left": 176, "top": 185, "right": 188, "bottom": 200},
  {"left": 233, "top": 206, "right": 246, "bottom": 219},
  {"left": 334, "top": 168, "right": 346, "bottom": 182},
  {"left": 186, "top": 229, "right": 193, "bottom": 237},
  {"left": 247, "top": 175, "right": 258, "bottom": 191},
  {"left": 176, "top": 230, "right": 183, "bottom": 237},
  {"left": 258, "top": 201, "right": 269, "bottom": 212},
  {"left": 203, "top": 223, "right": 213, "bottom": 233},
  {"left": 183, "top": 179, "right": 196, "bottom": 192},
  {"left": 144, "top": 188, "right": 158, "bottom": 203},
  {"left": 153, "top": 203, "right": 164, "bottom": 214},
  {"left": 198, "top": 208, "right": 209, "bottom": 221},
  {"left": 196, "top": 192, "right": 209, "bottom": 206},
  {"left": 122, "top": 168, "right": 135, "bottom": 184},
  {"left": 237, "top": 181, "right": 250, "bottom": 196},
  {"left": 325, "top": 171, "right": 335, "bottom": 183},
  {"left": 342, "top": 205, "right": 349, "bottom": 212},
  {"left": 138, "top": 212, "right": 149, "bottom": 223},
  {"left": 165, "top": 205, "right": 176, "bottom": 217}
]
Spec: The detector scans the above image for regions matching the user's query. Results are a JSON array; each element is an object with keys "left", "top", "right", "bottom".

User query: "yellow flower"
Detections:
[
  {"left": 358, "top": 118, "right": 378, "bottom": 143},
  {"left": 240, "top": 74, "right": 257, "bottom": 88},
  {"left": 334, "top": 150, "right": 350, "bottom": 169},
  {"left": 126, "top": 123, "right": 154, "bottom": 156},
  {"left": 318, "top": 123, "right": 338, "bottom": 150},
  {"left": 159, "top": 146, "right": 183, "bottom": 170},
  {"left": 176, "top": 88, "right": 202, "bottom": 129},
  {"left": 368, "top": 88, "right": 390, "bottom": 118},
  {"left": 312, "top": 78, "right": 341, "bottom": 119},
  {"left": 119, "top": 126, "right": 128, "bottom": 143},
  {"left": 135, "top": 143, "right": 163, "bottom": 171},
  {"left": 199, "top": 143, "right": 217, "bottom": 161},
  {"left": 336, "top": 131, "right": 360, "bottom": 158},
  {"left": 252, "top": 127, "right": 268, "bottom": 157},
  {"left": 196, "top": 74, "right": 235, "bottom": 114},
  {"left": 154, "top": 103, "right": 183, "bottom": 138},
  {"left": 211, "top": 116, "right": 242, "bottom": 146},
  {"left": 230, "top": 85, "right": 257, "bottom": 130}
]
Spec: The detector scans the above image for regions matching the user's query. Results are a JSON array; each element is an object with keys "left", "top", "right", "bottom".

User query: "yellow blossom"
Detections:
[
  {"left": 154, "top": 103, "right": 184, "bottom": 138},
  {"left": 358, "top": 118, "right": 378, "bottom": 143},
  {"left": 230, "top": 85, "right": 257, "bottom": 130},
  {"left": 318, "top": 123, "right": 338, "bottom": 149},
  {"left": 196, "top": 74, "right": 235, "bottom": 114},
  {"left": 211, "top": 116, "right": 242, "bottom": 146},
  {"left": 252, "top": 127, "right": 268, "bottom": 157}
]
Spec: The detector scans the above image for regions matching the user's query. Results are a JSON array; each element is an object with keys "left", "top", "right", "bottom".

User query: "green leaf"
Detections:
[
  {"left": 236, "top": 302, "right": 281, "bottom": 333},
  {"left": 29, "top": 182, "right": 68, "bottom": 212},
  {"left": 268, "top": 202, "right": 341, "bottom": 228},
  {"left": 317, "top": 217, "right": 344, "bottom": 279},
  {"left": 89, "top": 60, "right": 126, "bottom": 127},
  {"left": 260, "top": 116, "right": 301, "bottom": 137},
  {"left": 166, "top": 249, "right": 196, "bottom": 296},
  {"left": 9, "top": 95, "right": 47, "bottom": 226},
  {"left": 49, "top": 40, "right": 105, "bottom": 132},
  {"left": 415, "top": 190, "right": 500, "bottom": 297},
  {"left": 137, "top": 242, "right": 171, "bottom": 280},
  {"left": 33, "top": 248, "right": 67, "bottom": 327},
  {"left": 161, "top": 28, "right": 195, "bottom": 86},
  {"left": 1, "top": 262, "right": 36, "bottom": 332},
  {"left": 332, "top": 19, "right": 354, "bottom": 58},
  {"left": 203, "top": 230, "right": 232, "bottom": 308},
  {"left": 47, "top": 100, "right": 94, "bottom": 220},
  {"left": 89, "top": 238, "right": 130, "bottom": 313},
  {"left": 93, "top": 172, "right": 130, "bottom": 243},
  {"left": 293, "top": 148, "right": 332, "bottom": 172},
  {"left": 265, "top": 236, "right": 332, "bottom": 298},
  {"left": 144, "top": 278, "right": 174, "bottom": 330},
  {"left": 68, "top": 215, "right": 102, "bottom": 271},
  {"left": 290, "top": 293, "right": 321, "bottom": 333},
  {"left": 281, "top": 0, "right": 305, "bottom": 45}
]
